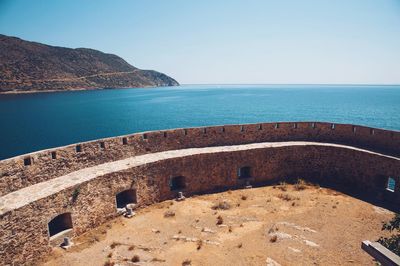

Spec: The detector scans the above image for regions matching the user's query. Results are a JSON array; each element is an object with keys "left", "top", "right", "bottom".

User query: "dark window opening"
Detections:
[
  {"left": 240, "top": 126, "right": 244, "bottom": 132},
  {"left": 51, "top": 151, "right": 57, "bottom": 159},
  {"left": 238, "top": 166, "right": 251, "bottom": 179},
  {"left": 122, "top": 137, "right": 128, "bottom": 145},
  {"left": 258, "top": 124, "right": 263, "bottom": 130},
  {"left": 48, "top": 213, "right": 73, "bottom": 237},
  {"left": 116, "top": 189, "right": 137, "bottom": 209},
  {"left": 76, "top": 145, "right": 82, "bottom": 153},
  {"left": 275, "top": 123, "right": 279, "bottom": 129},
  {"left": 293, "top": 123, "right": 298, "bottom": 129},
  {"left": 163, "top": 132, "right": 167, "bottom": 138},
  {"left": 203, "top": 128, "right": 207, "bottom": 134},
  {"left": 184, "top": 129, "right": 188, "bottom": 135},
  {"left": 100, "top": 142, "right": 105, "bottom": 149},
  {"left": 24, "top": 157, "right": 31, "bottom": 166},
  {"left": 387, "top": 177, "right": 396, "bottom": 192},
  {"left": 331, "top": 124, "right": 335, "bottom": 130},
  {"left": 143, "top": 134, "right": 148, "bottom": 140},
  {"left": 311, "top": 122, "right": 316, "bottom": 129},
  {"left": 170, "top": 176, "right": 186, "bottom": 191},
  {"left": 221, "top": 127, "right": 225, "bottom": 133}
]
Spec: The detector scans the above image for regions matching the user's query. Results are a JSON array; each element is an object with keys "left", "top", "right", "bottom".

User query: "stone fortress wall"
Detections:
[
  {"left": 0, "top": 122, "right": 399, "bottom": 265},
  {"left": 1, "top": 122, "right": 400, "bottom": 196}
]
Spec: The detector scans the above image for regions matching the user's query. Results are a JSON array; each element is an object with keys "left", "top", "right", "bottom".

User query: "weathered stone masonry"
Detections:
[{"left": 0, "top": 122, "right": 399, "bottom": 265}]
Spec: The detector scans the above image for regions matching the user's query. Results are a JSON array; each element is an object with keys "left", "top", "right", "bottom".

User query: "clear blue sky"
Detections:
[{"left": 1, "top": 0, "right": 400, "bottom": 84}]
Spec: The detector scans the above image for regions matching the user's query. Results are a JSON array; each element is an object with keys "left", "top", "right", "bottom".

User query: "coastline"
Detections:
[{"left": 0, "top": 84, "right": 179, "bottom": 95}]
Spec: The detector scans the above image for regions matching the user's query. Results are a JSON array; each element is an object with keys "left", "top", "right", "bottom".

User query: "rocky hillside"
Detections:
[{"left": 0, "top": 34, "right": 179, "bottom": 93}]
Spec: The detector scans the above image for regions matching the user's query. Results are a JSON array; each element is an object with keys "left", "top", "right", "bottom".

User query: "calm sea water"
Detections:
[{"left": 0, "top": 84, "right": 399, "bottom": 160}]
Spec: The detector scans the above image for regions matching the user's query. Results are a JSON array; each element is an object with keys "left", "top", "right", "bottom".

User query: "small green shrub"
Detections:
[
  {"left": 72, "top": 187, "right": 80, "bottom": 202},
  {"left": 378, "top": 213, "right": 400, "bottom": 256}
]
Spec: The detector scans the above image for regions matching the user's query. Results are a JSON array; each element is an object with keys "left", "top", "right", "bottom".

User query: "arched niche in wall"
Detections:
[
  {"left": 238, "top": 166, "right": 251, "bottom": 179},
  {"left": 169, "top": 176, "right": 186, "bottom": 191},
  {"left": 115, "top": 189, "right": 137, "bottom": 209},
  {"left": 48, "top": 212, "right": 73, "bottom": 238}
]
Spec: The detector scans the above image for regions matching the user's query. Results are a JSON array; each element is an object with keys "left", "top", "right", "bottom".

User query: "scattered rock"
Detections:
[
  {"left": 304, "top": 240, "right": 319, "bottom": 247},
  {"left": 203, "top": 240, "right": 220, "bottom": 246},
  {"left": 269, "top": 232, "right": 293, "bottom": 240},
  {"left": 288, "top": 247, "right": 301, "bottom": 253},
  {"left": 266, "top": 257, "right": 281, "bottom": 266},
  {"left": 176, "top": 192, "right": 186, "bottom": 201},
  {"left": 185, "top": 237, "right": 198, "bottom": 242},
  {"left": 277, "top": 222, "right": 317, "bottom": 233},
  {"left": 201, "top": 227, "right": 216, "bottom": 234}
]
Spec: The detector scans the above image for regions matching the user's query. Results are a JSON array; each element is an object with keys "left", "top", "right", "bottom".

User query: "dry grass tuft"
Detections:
[
  {"left": 277, "top": 193, "right": 292, "bottom": 201},
  {"left": 164, "top": 210, "right": 176, "bottom": 218},
  {"left": 268, "top": 225, "right": 278, "bottom": 234},
  {"left": 294, "top": 179, "right": 308, "bottom": 191},
  {"left": 211, "top": 201, "right": 231, "bottom": 210},
  {"left": 182, "top": 259, "right": 192, "bottom": 265},
  {"left": 277, "top": 182, "right": 288, "bottom": 191},
  {"left": 151, "top": 258, "right": 166, "bottom": 262},
  {"left": 110, "top": 241, "right": 121, "bottom": 249},
  {"left": 196, "top": 240, "right": 203, "bottom": 250},
  {"left": 131, "top": 255, "right": 140, "bottom": 262},
  {"left": 216, "top": 215, "right": 224, "bottom": 225},
  {"left": 277, "top": 193, "right": 299, "bottom": 201}
]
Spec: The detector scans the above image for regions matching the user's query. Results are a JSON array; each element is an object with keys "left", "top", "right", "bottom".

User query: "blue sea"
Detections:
[{"left": 0, "top": 84, "right": 399, "bottom": 160}]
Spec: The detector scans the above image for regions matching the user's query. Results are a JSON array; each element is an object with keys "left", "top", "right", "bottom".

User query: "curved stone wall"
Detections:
[
  {"left": 0, "top": 122, "right": 399, "bottom": 196},
  {"left": 0, "top": 123, "right": 399, "bottom": 265}
]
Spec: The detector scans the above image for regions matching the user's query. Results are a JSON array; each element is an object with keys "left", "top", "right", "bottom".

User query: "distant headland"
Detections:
[{"left": 0, "top": 34, "right": 179, "bottom": 93}]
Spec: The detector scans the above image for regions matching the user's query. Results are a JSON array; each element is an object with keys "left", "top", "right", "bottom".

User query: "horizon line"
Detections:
[{"left": 179, "top": 83, "right": 400, "bottom": 86}]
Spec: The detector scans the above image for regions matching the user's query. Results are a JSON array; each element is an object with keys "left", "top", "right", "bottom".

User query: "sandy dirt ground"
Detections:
[{"left": 41, "top": 183, "right": 394, "bottom": 266}]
